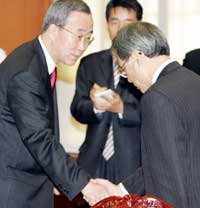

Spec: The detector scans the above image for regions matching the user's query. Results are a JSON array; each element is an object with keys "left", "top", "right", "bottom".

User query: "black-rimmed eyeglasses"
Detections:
[{"left": 116, "top": 56, "right": 130, "bottom": 78}]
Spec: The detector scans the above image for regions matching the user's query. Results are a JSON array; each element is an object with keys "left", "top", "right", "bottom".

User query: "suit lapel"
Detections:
[
  {"left": 33, "top": 38, "right": 52, "bottom": 95},
  {"left": 33, "top": 38, "right": 49, "bottom": 76},
  {"left": 99, "top": 50, "right": 114, "bottom": 88},
  {"left": 33, "top": 38, "right": 58, "bottom": 135},
  {"left": 53, "top": 88, "right": 60, "bottom": 139}
]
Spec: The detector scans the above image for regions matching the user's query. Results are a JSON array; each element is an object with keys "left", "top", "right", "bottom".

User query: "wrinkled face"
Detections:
[
  {"left": 53, "top": 11, "right": 93, "bottom": 65},
  {"left": 107, "top": 7, "right": 138, "bottom": 40}
]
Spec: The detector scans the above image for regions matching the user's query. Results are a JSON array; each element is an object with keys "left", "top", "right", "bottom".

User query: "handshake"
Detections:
[
  {"left": 81, "top": 178, "right": 124, "bottom": 206},
  {"left": 81, "top": 179, "right": 174, "bottom": 208},
  {"left": 53, "top": 178, "right": 121, "bottom": 205}
]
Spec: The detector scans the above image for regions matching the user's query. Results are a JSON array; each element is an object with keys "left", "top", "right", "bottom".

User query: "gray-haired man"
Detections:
[{"left": 94, "top": 22, "right": 200, "bottom": 208}]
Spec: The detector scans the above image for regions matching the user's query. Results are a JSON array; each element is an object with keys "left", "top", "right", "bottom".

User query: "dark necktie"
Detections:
[
  {"left": 50, "top": 67, "right": 57, "bottom": 89},
  {"left": 102, "top": 65, "right": 120, "bottom": 160}
]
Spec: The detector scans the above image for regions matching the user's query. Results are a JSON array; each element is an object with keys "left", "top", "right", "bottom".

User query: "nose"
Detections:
[
  {"left": 77, "top": 38, "right": 87, "bottom": 52},
  {"left": 118, "top": 23, "right": 123, "bottom": 32},
  {"left": 120, "top": 22, "right": 128, "bottom": 32},
  {"left": 117, "top": 21, "right": 129, "bottom": 33}
]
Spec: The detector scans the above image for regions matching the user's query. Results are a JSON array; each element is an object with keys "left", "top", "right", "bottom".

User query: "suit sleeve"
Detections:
[
  {"left": 7, "top": 71, "right": 90, "bottom": 200},
  {"left": 122, "top": 166, "right": 145, "bottom": 195},
  {"left": 71, "top": 59, "right": 102, "bottom": 124},
  {"left": 120, "top": 101, "right": 141, "bottom": 126}
]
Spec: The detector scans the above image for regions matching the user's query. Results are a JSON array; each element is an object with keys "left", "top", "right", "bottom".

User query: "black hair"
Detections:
[{"left": 106, "top": 0, "right": 143, "bottom": 21}]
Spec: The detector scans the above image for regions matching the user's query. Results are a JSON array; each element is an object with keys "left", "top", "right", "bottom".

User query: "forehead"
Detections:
[
  {"left": 65, "top": 11, "right": 93, "bottom": 32},
  {"left": 108, "top": 6, "right": 137, "bottom": 21}
]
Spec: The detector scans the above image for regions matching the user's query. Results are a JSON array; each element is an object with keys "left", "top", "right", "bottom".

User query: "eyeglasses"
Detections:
[
  {"left": 58, "top": 26, "right": 94, "bottom": 46},
  {"left": 116, "top": 56, "right": 130, "bottom": 78}
]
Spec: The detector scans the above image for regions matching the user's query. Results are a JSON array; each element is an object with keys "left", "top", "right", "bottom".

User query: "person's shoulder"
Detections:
[
  {"left": 2, "top": 38, "right": 40, "bottom": 73},
  {"left": 183, "top": 48, "right": 200, "bottom": 74},
  {"left": 185, "top": 48, "right": 200, "bottom": 58},
  {"left": 8, "top": 38, "right": 37, "bottom": 61}
]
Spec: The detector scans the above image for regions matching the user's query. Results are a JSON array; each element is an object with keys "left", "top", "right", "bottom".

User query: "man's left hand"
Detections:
[{"left": 102, "top": 90, "right": 124, "bottom": 113}]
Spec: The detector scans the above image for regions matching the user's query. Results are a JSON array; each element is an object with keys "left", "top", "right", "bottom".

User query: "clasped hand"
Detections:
[
  {"left": 90, "top": 83, "right": 123, "bottom": 113},
  {"left": 53, "top": 178, "right": 125, "bottom": 206},
  {"left": 82, "top": 178, "right": 125, "bottom": 206}
]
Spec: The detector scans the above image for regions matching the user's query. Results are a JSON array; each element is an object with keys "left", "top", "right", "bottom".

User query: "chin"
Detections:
[
  {"left": 127, "top": 78, "right": 132, "bottom": 83},
  {"left": 132, "top": 82, "right": 142, "bottom": 91},
  {"left": 64, "top": 59, "right": 77, "bottom": 66}
]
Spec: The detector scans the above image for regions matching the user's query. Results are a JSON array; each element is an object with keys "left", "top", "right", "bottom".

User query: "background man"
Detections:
[
  {"left": 0, "top": 1, "right": 107, "bottom": 207},
  {"left": 183, "top": 48, "right": 200, "bottom": 75},
  {"left": 94, "top": 22, "right": 200, "bottom": 208},
  {"left": 71, "top": 0, "right": 143, "bottom": 186}
]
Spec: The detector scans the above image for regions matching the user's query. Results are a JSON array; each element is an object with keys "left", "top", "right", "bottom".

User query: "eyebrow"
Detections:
[
  {"left": 109, "top": 17, "right": 119, "bottom": 21},
  {"left": 77, "top": 29, "right": 93, "bottom": 34},
  {"left": 109, "top": 17, "right": 133, "bottom": 22}
]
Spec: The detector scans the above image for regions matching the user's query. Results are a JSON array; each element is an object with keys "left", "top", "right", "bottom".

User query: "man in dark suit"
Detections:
[
  {"left": 0, "top": 0, "right": 108, "bottom": 207},
  {"left": 183, "top": 48, "right": 200, "bottom": 75},
  {"left": 71, "top": 0, "right": 143, "bottom": 185},
  {"left": 93, "top": 22, "right": 200, "bottom": 208}
]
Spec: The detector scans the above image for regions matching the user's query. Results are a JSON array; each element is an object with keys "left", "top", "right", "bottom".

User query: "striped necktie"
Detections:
[
  {"left": 50, "top": 67, "right": 57, "bottom": 89},
  {"left": 102, "top": 65, "right": 120, "bottom": 160}
]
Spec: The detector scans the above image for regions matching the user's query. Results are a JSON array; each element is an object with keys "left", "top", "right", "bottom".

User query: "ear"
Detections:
[
  {"left": 130, "top": 50, "right": 142, "bottom": 59},
  {"left": 47, "top": 24, "right": 59, "bottom": 41}
]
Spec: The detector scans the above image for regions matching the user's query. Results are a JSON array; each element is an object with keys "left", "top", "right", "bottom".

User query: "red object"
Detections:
[
  {"left": 50, "top": 67, "right": 57, "bottom": 89},
  {"left": 92, "top": 194, "right": 174, "bottom": 208}
]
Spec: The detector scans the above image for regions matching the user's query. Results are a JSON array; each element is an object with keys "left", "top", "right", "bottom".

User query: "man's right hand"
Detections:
[
  {"left": 82, "top": 179, "right": 109, "bottom": 206},
  {"left": 91, "top": 178, "right": 125, "bottom": 197},
  {"left": 90, "top": 83, "right": 109, "bottom": 110}
]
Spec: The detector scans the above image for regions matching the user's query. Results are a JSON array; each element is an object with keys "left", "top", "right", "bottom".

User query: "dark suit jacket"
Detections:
[
  {"left": 0, "top": 38, "right": 90, "bottom": 208},
  {"left": 183, "top": 48, "right": 200, "bottom": 75},
  {"left": 71, "top": 50, "right": 142, "bottom": 184},
  {"left": 122, "top": 61, "right": 200, "bottom": 208}
]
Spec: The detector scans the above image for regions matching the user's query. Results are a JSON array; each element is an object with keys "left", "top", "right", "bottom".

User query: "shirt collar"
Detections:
[
  {"left": 152, "top": 59, "right": 174, "bottom": 84},
  {"left": 113, "top": 57, "right": 117, "bottom": 70},
  {"left": 38, "top": 36, "right": 56, "bottom": 75}
]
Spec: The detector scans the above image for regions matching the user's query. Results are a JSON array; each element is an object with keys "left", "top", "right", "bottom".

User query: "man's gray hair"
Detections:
[
  {"left": 42, "top": 0, "right": 91, "bottom": 32},
  {"left": 112, "top": 22, "right": 170, "bottom": 60}
]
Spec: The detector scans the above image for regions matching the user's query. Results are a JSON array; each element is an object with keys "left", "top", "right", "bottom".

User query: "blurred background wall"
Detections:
[{"left": 1, "top": 0, "right": 200, "bottom": 153}]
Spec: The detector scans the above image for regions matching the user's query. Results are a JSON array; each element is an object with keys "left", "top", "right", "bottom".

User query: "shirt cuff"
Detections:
[
  {"left": 118, "top": 112, "right": 123, "bottom": 119},
  {"left": 118, "top": 183, "right": 129, "bottom": 195},
  {"left": 93, "top": 107, "right": 105, "bottom": 114}
]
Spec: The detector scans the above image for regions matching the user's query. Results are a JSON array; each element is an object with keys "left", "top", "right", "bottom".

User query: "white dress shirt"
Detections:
[
  {"left": 152, "top": 59, "right": 174, "bottom": 84},
  {"left": 38, "top": 36, "right": 56, "bottom": 75}
]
